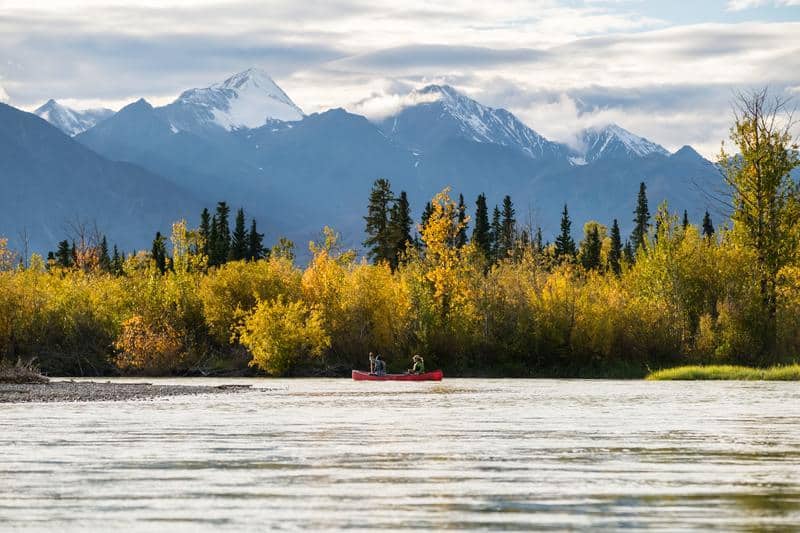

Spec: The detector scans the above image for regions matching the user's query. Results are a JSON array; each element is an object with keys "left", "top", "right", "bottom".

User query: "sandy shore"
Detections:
[{"left": 0, "top": 380, "right": 252, "bottom": 403}]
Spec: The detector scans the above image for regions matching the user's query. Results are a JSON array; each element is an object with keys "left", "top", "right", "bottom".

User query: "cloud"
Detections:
[
  {"left": 0, "top": 83, "right": 8, "bottom": 103},
  {"left": 727, "top": 0, "right": 800, "bottom": 10}
]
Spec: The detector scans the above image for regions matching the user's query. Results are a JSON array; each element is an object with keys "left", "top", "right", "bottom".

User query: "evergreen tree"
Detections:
[
  {"left": 580, "top": 224, "right": 602, "bottom": 271},
  {"left": 199, "top": 207, "right": 211, "bottom": 257},
  {"left": 211, "top": 201, "right": 231, "bottom": 266},
  {"left": 554, "top": 204, "right": 576, "bottom": 260},
  {"left": 623, "top": 239, "right": 635, "bottom": 265},
  {"left": 608, "top": 219, "right": 622, "bottom": 275},
  {"left": 702, "top": 210, "right": 715, "bottom": 239},
  {"left": 111, "top": 245, "right": 123, "bottom": 275},
  {"left": 631, "top": 181, "right": 650, "bottom": 255},
  {"left": 247, "top": 219, "right": 266, "bottom": 260},
  {"left": 388, "top": 191, "right": 413, "bottom": 268},
  {"left": 151, "top": 231, "right": 168, "bottom": 274},
  {"left": 499, "top": 195, "right": 516, "bottom": 258},
  {"left": 534, "top": 227, "right": 544, "bottom": 253},
  {"left": 363, "top": 178, "right": 395, "bottom": 264},
  {"left": 229, "top": 208, "right": 249, "bottom": 261},
  {"left": 420, "top": 202, "right": 434, "bottom": 233},
  {"left": 471, "top": 193, "right": 491, "bottom": 259},
  {"left": 682, "top": 210, "right": 690, "bottom": 230},
  {"left": 99, "top": 236, "right": 111, "bottom": 272},
  {"left": 490, "top": 206, "right": 502, "bottom": 261},
  {"left": 209, "top": 215, "right": 219, "bottom": 265},
  {"left": 55, "top": 240, "right": 72, "bottom": 268},
  {"left": 46, "top": 251, "right": 55, "bottom": 267},
  {"left": 455, "top": 194, "right": 468, "bottom": 248}
]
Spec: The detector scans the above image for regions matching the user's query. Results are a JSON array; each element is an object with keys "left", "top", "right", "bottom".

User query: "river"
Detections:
[{"left": 2, "top": 378, "right": 799, "bottom": 531}]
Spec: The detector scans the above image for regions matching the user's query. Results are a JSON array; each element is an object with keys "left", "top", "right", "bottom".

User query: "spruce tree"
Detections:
[
  {"left": 623, "top": 240, "right": 635, "bottom": 265},
  {"left": 534, "top": 227, "right": 544, "bottom": 253},
  {"left": 55, "top": 240, "right": 72, "bottom": 268},
  {"left": 420, "top": 202, "right": 434, "bottom": 233},
  {"left": 208, "top": 202, "right": 231, "bottom": 265},
  {"left": 554, "top": 204, "right": 576, "bottom": 260},
  {"left": 209, "top": 215, "right": 219, "bottom": 266},
  {"left": 363, "top": 178, "right": 395, "bottom": 264},
  {"left": 99, "top": 236, "right": 111, "bottom": 272},
  {"left": 471, "top": 193, "right": 491, "bottom": 259},
  {"left": 229, "top": 208, "right": 249, "bottom": 261},
  {"left": 580, "top": 225, "right": 602, "bottom": 271},
  {"left": 608, "top": 219, "right": 622, "bottom": 275},
  {"left": 199, "top": 207, "right": 211, "bottom": 258},
  {"left": 455, "top": 194, "right": 468, "bottom": 248},
  {"left": 682, "top": 210, "right": 689, "bottom": 230},
  {"left": 111, "top": 245, "right": 123, "bottom": 275},
  {"left": 490, "top": 206, "right": 502, "bottom": 261},
  {"left": 388, "top": 191, "right": 413, "bottom": 268},
  {"left": 499, "top": 195, "right": 516, "bottom": 258},
  {"left": 702, "top": 210, "right": 715, "bottom": 239},
  {"left": 631, "top": 181, "right": 650, "bottom": 255},
  {"left": 247, "top": 219, "right": 265, "bottom": 260},
  {"left": 151, "top": 232, "right": 168, "bottom": 274}
]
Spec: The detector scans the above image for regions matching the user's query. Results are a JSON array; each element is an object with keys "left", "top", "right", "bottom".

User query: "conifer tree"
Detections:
[
  {"left": 212, "top": 201, "right": 231, "bottom": 266},
  {"left": 55, "top": 240, "right": 72, "bottom": 268},
  {"left": 99, "top": 236, "right": 111, "bottom": 272},
  {"left": 363, "top": 178, "right": 395, "bottom": 264},
  {"left": 534, "top": 227, "right": 544, "bottom": 253},
  {"left": 702, "top": 210, "right": 715, "bottom": 239},
  {"left": 499, "top": 195, "right": 516, "bottom": 258},
  {"left": 209, "top": 215, "right": 219, "bottom": 265},
  {"left": 247, "top": 219, "right": 266, "bottom": 260},
  {"left": 608, "top": 219, "right": 622, "bottom": 275},
  {"left": 455, "top": 194, "right": 468, "bottom": 248},
  {"left": 631, "top": 181, "right": 650, "bottom": 255},
  {"left": 580, "top": 224, "right": 602, "bottom": 271},
  {"left": 682, "top": 210, "right": 690, "bottom": 230},
  {"left": 490, "top": 206, "right": 502, "bottom": 261},
  {"left": 229, "top": 208, "right": 249, "bottom": 261},
  {"left": 471, "top": 193, "right": 491, "bottom": 259},
  {"left": 199, "top": 207, "right": 211, "bottom": 257},
  {"left": 111, "top": 245, "right": 123, "bottom": 275},
  {"left": 623, "top": 239, "right": 635, "bottom": 265},
  {"left": 388, "top": 191, "right": 413, "bottom": 268},
  {"left": 420, "top": 201, "right": 434, "bottom": 233},
  {"left": 151, "top": 231, "right": 168, "bottom": 274},
  {"left": 554, "top": 204, "right": 576, "bottom": 260}
]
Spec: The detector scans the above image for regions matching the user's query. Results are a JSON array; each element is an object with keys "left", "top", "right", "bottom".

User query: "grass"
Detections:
[{"left": 646, "top": 364, "right": 800, "bottom": 381}]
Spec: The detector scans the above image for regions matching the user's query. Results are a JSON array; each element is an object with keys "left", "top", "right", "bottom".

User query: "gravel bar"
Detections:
[{"left": 0, "top": 381, "right": 252, "bottom": 403}]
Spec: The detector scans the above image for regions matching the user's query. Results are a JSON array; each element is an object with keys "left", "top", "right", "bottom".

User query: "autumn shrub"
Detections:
[
  {"left": 114, "top": 315, "right": 185, "bottom": 374},
  {"left": 239, "top": 296, "right": 330, "bottom": 376}
]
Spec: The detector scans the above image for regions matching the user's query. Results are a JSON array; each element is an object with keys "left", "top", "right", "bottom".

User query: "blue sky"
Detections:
[{"left": 0, "top": 0, "right": 798, "bottom": 156}]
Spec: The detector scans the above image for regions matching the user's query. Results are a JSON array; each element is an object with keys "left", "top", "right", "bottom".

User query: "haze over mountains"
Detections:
[{"left": 5, "top": 68, "right": 727, "bottom": 255}]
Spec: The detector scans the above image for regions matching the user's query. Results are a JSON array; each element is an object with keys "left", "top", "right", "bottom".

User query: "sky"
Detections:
[{"left": 1, "top": 0, "right": 799, "bottom": 157}]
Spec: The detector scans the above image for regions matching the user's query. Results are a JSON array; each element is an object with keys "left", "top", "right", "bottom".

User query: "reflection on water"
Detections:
[{"left": 2, "top": 379, "right": 800, "bottom": 531}]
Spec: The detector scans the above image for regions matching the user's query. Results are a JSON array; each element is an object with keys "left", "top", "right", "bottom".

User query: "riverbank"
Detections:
[
  {"left": 646, "top": 364, "right": 800, "bottom": 381},
  {"left": 0, "top": 380, "right": 253, "bottom": 403}
]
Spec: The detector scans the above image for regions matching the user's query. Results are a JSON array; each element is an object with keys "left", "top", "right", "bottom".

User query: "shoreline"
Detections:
[{"left": 0, "top": 380, "right": 253, "bottom": 403}]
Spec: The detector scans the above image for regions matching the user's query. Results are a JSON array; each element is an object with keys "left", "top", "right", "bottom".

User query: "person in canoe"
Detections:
[
  {"left": 408, "top": 354, "right": 425, "bottom": 375},
  {"left": 373, "top": 354, "right": 386, "bottom": 376},
  {"left": 368, "top": 352, "right": 376, "bottom": 374}
]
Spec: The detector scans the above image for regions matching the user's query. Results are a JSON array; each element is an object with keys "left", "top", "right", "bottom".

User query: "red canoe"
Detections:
[{"left": 352, "top": 370, "right": 443, "bottom": 381}]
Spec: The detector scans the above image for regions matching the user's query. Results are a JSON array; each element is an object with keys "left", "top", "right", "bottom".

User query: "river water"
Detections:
[{"left": 2, "top": 378, "right": 800, "bottom": 531}]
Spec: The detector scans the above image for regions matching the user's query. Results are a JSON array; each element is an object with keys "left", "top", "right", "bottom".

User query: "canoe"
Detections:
[{"left": 352, "top": 369, "right": 443, "bottom": 381}]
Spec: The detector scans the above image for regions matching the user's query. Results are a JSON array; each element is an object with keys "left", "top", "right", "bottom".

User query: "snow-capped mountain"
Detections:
[
  {"left": 577, "top": 124, "right": 670, "bottom": 163},
  {"left": 33, "top": 99, "right": 113, "bottom": 136},
  {"left": 380, "top": 85, "right": 567, "bottom": 160},
  {"left": 161, "top": 68, "right": 303, "bottom": 133}
]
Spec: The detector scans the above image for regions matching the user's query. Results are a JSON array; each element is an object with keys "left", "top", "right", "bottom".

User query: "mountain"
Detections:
[
  {"left": 160, "top": 68, "right": 304, "bottom": 134},
  {"left": 74, "top": 70, "right": 725, "bottom": 251},
  {"left": 380, "top": 85, "right": 567, "bottom": 161},
  {"left": 33, "top": 99, "right": 113, "bottom": 136},
  {"left": 0, "top": 103, "right": 202, "bottom": 254},
  {"left": 575, "top": 124, "right": 670, "bottom": 164}
]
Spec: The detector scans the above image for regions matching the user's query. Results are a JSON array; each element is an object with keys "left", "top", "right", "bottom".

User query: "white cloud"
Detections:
[
  {"left": 0, "top": 84, "right": 8, "bottom": 103},
  {"left": 727, "top": 0, "right": 800, "bottom": 10}
]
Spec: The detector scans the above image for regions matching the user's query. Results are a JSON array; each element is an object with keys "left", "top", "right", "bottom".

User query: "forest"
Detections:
[{"left": 1, "top": 90, "right": 799, "bottom": 378}]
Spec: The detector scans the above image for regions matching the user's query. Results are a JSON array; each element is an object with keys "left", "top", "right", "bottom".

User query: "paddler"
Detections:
[
  {"left": 374, "top": 354, "right": 386, "bottom": 376},
  {"left": 368, "top": 352, "right": 376, "bottom": 374},
  {"left": 408, "top": 354, "right": 425, "bottom": 375}
]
